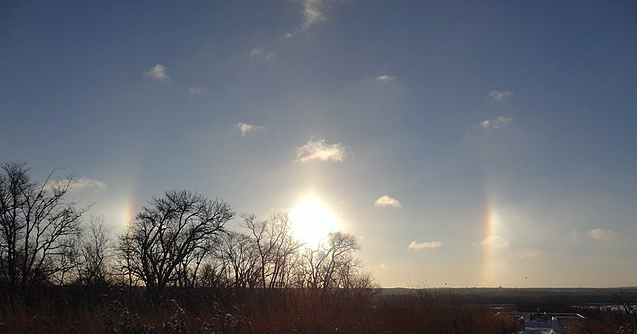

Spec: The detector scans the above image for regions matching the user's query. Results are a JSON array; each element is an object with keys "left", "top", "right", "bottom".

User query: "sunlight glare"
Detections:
[{"left": 290, "top": 197, "right": 341, "bottom": 248}]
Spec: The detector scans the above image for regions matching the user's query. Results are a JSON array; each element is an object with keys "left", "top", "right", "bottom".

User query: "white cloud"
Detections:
[
  {"left": 379, "top": 264, "right": 389, "bottom": 271},
  {"left": 375, "top": 195, "right": 402, "bottom": 208},
  {"left": 250, "top": 48, "right": 274, "bottom": 63},
  {"left": 296, "top": 138, "right": 346, "bottom": 163},
  {"left": 479, "top": 235, "right": 510, "bottom": 250},
  {"left": 143, "top": 64, "right": 169, "bottom": 82},
  {"left": 588, "top": 228, "right": 616, "bottom": 241},
  {"left": 375, "top": 75, "right": 395, "bottom": 82},
  {"left": 286, "top": 0, "right": 356, "bottom": 37},
  {"left": 489, "top": 90, "right": 514, "bottom": 102},
  {"left": 480, "top": 116, "right": 513, "bottom": 130},
  {"left": 300, "top": 0, "right": 327, "bottom": 30},
  {"left": 70, "top": 177, "right": 106, "bottom": 193},
  {"left": 237, "top": 123, "right": 265, "bottom": 136},
  {"left": 188, "top": 86, "right": 207, "bottom": 96},
  {"left": 409, "top": 241, "right": 442, "bottom": 250}
]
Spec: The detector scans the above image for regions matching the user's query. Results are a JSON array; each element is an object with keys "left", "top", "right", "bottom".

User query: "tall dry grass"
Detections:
[{"left": 0, "top": 288, "right": 518, "bottom": 334}]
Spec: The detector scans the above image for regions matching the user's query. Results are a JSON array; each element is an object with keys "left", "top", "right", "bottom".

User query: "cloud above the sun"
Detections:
[{"left": 296, "top": 138, "right": 346, "bottom": 162}]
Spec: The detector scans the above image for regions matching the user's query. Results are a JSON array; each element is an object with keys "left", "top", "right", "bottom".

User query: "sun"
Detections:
[{"left": 290, "top": 197, "right": 341, "bottom": 248}]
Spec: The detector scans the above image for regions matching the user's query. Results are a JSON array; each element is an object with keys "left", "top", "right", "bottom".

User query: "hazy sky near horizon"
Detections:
[{"left": 2, "top": 0, "right": 636, "bottom": 288}]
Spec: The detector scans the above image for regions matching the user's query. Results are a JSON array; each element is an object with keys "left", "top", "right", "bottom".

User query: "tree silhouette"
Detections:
[
  {"left": 118, "top": 190, "right": 233, "bottom": 302},
  {"left": 0, "top": 162, "right": 85, "bottom": 300}
]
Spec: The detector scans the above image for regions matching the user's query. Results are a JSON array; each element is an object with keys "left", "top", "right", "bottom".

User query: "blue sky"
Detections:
[{"left": 2, "top": 0, "right": 636, "bottom": 287}]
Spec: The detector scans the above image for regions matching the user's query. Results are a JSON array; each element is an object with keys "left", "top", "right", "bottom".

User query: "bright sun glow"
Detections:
[{"left": 290, "top": 197, "right": 341, "bottom": 248}]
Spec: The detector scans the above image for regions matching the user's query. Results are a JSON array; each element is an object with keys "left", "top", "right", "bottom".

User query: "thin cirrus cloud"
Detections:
[
  {"left": 68, "top": 177, "right": 107, "bottom": 193},
  {"left": 188, "top": 86, "right": 207, "bottom": 96},
  {"left": 588, "top": 228, "right": 616, "bottom": 241},
  {"left": 375, "top": 75, "right": 395, "bottom": 82},
  {"left": 48, "top": 177, "right": 106, "bottom": 193},
  {"left": 488, "top": 90, "right": 514, "bottom": 102},
  {"left": 250, "top": 48, "right": 274, "bottom": 63},
  {"left": 143, "top": 64, "right": 169, "bottom": 82},
  {"left": 480, "top": 116, "right": 513, "bottom": 130},
  {"left": 478, "top": 235, "right": 510, "bottom": 250},
  {"left": 299, "top": 0, "right": 327, "bottom": 31},
  {"left": 237, "top": 123, "right": 265, "bottom": 136},
  {"left": 286, "top": 0, "right": 358, "bottom": 37},
  {"left": 375, "top": 195, "right": 402, "bottom": 208},
  {"left": 296, "top": 138, "right": 346, "bottom": 162},
  {"left": 409, "top": 241, "right": 442, "bottom": 250}
]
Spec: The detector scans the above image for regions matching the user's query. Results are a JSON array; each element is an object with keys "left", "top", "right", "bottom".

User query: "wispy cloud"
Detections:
[
  {"left": 237, "top": 123, "right": 265, "bottom": 136},
  {"left": 375, "top": 75, "right": 395, "bottom": 82},
  {"left": 568, "top": 231, "right": 583, "bottom": 242},
  {"left": 489, "top": 90, "right": 514, "bottom": 102},
  {"left": 375, "top": 195, "right": 402, "bottom": 208},
  {"left": 409, "top": 241, "right": 442, "bottom": 250},
  {"left": 588, "top": 228, "right": 616, "bottom": 241},
  {"left": 480, "top": 116, "right": 513, "bottom": 130},
  {"left": 300, "top": 0, "right": 327, "bottom": 31},
  {"left": 250, "top": 48, "right": 274, "bottom": 64},
  {"left": 143, "top": 64, "right": 169, "bottom": 82},
  {"left": 479, "top": 235, "right": 510, "bottom": 250},
  {"left": 188, "top": 86, "right": 207, "bottom": 96},
  {"left": 296, "top": 138, "right": 346, "bottom": 162},
  {"left": 72, "top": 177, "right": 106, "bottom": 193},
  {"left": 286, "top": 0, "right": 357, "bottom": 37},
  {"left": 516, "top": 251, "right": 539, "bottom": 260}
]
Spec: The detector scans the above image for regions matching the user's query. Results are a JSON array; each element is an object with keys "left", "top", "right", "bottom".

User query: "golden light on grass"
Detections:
[{"left": 290, "top": 196, "right": 341, "bottom": 248}]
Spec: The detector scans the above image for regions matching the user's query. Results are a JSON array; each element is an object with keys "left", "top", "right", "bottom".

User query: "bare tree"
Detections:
[
  {"left": 302, "top": 231, "right": 361, "bottom": 296},
  {"left": 0, "top": 162, "right": 85, "bottom": 299},
  {"left": 76, "top": 217, "right": 112, "bottom": 287},
  {"left": 118, "top": 190, "right": 233, "bottom": 302},
  {"left": 243, "top": 213, "right": 301, "bottom": 289},
  {"left": 214, "top": 231, "right": 260, "bottom": 289}
]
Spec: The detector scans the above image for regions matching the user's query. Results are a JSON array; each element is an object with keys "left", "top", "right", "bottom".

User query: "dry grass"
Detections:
[{"left": 0, "top": 290, "right": 518, "bottom": 334}]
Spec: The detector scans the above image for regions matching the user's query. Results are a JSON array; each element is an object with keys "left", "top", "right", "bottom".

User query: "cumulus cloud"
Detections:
[
  {"left": 480, "top": 116, "right": 513, "bottom": 130},
  {"left": 375, "top": 195, "right": 402, "bottom": 208},
  {"left": 588, "top": 228, "right": 616, "bottom": 241},
  {"left": 143, "top": 64, "right": 169, "bottom": 82},
  {"left": 489, "top": 90, "right": 514, "bottom": 102},
  {"left": 296, "top": 138, "right": 346, "bottom": 162},
  {"left": 375, "top": 75, "right": 395, "bottom": 82},
  {"left": 250, "top": 48, "right": 274, "bottom": 63},
  {"left": 479, "top": 235, "right": 510, "bottom": 250},
  {"left": 237, "top": 123, "right": 265, "bottom": 136},
  {"left": 409, "top": 241, "right": 442, "bottom": 250},
  {"left": 188, "top": 86, "right": 207, "bottom": 96}
]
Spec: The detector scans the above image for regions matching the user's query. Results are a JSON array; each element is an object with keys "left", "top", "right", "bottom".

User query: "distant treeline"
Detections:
[
  {"left": 380, "top": 287, "right": 637, "bottom": 312},
  {"left": 0, "top": 162, "right": 376, "bottom": 305}
]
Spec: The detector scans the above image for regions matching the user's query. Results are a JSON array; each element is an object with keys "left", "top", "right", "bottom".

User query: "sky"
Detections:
[{"left": 1, "top": 0, "right": 636, "bottom": 288}]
